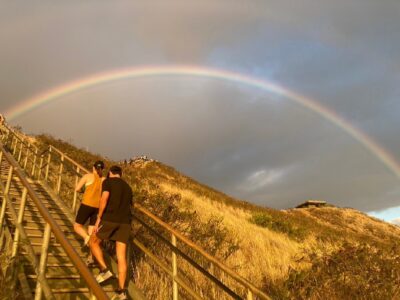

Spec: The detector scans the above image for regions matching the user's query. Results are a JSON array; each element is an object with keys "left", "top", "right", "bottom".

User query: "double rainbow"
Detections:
[{"left": 5, "top": 65, "right": 400, "bottom": 179}]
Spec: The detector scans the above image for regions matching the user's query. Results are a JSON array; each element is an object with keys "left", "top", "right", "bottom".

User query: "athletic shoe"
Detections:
[
  {"left": 85, "top": 255, "right": 95, "bottom": 267},
  {"left": 95, "top": 269, "right": 113, "bottom": 284},
  {"left": 112, "top": 289, "right": 128, "bottom": 300}
]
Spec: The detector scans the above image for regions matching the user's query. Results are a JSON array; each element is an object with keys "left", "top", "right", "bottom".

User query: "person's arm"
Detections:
[
  {"left": 75, "top": 174, "right": 88, "bottom": 192},
  {"left": 97, "top": 191, "right": 110, "bottom": 221},
  {"left": 93, "top": 191, "right": 109, "bottom": 233}
]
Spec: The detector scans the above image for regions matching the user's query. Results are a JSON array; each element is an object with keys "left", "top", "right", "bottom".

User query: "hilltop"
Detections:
[{"left": 25, "top": 133, "right": 400, "bottom": 299}]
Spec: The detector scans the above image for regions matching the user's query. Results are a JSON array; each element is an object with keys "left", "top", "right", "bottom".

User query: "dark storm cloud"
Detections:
[{"left": 0, "top": 1, "right": 399, "bottom": 218}]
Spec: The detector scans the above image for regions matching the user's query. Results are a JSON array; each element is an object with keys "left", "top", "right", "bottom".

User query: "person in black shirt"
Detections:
[{"left": 90, "top": 165, "right": 132, "bottom": 300}]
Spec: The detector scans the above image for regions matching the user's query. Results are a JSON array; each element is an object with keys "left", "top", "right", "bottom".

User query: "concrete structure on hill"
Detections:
[
  {"left": 120, "top": 155, "right": 157, "bottom": 166},
  {"left": 296, "top": 200, "right": 328, "bottom": 209}
]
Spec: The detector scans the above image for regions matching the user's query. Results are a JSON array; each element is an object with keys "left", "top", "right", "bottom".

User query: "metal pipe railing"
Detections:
[
  {"left": 0, "top": 142, "right": 109, "bottom": 300},
  {"left": 134, "top": 205, "right": 271, "bottom": 300},
  {"left": 134, "top": 214, "right": 242, "bottom": 299}
]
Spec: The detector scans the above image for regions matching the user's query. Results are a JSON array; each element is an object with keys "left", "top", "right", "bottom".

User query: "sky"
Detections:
[{"left": 0, "top": 1, "right": 399, "bottom": 221}]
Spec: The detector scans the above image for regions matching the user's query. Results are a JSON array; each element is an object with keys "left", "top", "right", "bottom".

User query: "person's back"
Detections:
[
  {"left": 82, "top": 172, "right": 103, "bottom": 208},
  {"left": 91, "top": 165, "right": 133, "bottom": 299},
  {"left": 101, "top": 177, "right": 132, "bottom": 224}
]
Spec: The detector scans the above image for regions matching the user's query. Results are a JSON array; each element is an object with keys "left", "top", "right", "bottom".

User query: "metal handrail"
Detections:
[
  {"left": 4, "top": 125, "right": 39, "bottom": 154},
  {"left": 1, "top": 123, "right": 271, "bottom": 300},
  {"left": 135, "top": 204, "right": 270, "bottom": 299},
  {"left": 134, "top": 214, "right": 242, "bottom": 299},
  {"left": 49, "top": 145, "right": 88, "bottom": 175},
  {"left": 0, "top": 142, "right": 109, "bottom": 299}
]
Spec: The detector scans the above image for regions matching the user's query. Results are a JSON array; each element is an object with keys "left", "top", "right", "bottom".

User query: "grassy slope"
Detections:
[{"left": 34, "top": 134, "right": 400, "bottom": 299}]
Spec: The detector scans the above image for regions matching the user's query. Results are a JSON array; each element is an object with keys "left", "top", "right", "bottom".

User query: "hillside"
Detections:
[{"left": 26, "top": 133, "right": 400, "bottom": 299}]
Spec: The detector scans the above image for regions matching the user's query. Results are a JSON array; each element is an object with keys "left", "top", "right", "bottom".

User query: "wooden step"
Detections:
[
  {"left": 11, "top": 200, "right": 63, "bottom": 212},
  {"left": 5, "top": 211, "right": 71, "bottom": 222}
]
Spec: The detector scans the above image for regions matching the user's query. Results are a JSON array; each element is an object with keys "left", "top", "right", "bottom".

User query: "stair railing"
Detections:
[
  {"left": 0, "top": 134, "right": 109, "bottom": 300},
  {"left": 0, "top": 123, "right": 271, "bottom": 300}
]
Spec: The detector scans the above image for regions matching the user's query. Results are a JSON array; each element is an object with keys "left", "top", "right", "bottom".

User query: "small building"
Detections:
[{"left": 296, "top": 200, "right": 327, "bottom": 209}]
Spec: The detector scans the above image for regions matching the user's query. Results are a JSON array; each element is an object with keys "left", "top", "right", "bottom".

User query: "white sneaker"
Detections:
[
  {"left": 85, "top": 255, "right": 95, "bottom": 267},
  {"left": 111, "top": 290, "right": 128, "bottom": 300},
  {"left": 95, "top": 269, "right": 113, "bottom": 284}
]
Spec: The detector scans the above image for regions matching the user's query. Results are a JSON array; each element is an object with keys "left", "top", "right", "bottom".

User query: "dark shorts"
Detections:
[
  {"left": 96, "top": 220, "right": 131, "bottom": 244},
  {"left": 75, "top": 204, "right": 98, "bottom": 226}
]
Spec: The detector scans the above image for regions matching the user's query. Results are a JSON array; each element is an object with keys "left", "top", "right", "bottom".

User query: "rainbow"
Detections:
[{"left": 4, "top": 65, "right": 400, "bottom": 179}]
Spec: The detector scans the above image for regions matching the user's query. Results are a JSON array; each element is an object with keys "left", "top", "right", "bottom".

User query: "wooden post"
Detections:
[
  {"left": 72, "top": 167, "right": 80, "bottom": 212},
  {"left": 31, "top": 149, "right": 38, "bottom": 177},
  {"left": 210, "top": 264, "right": 216, "bottom": 299},
  {"left": 17, "top": 140, "right": 23, "bottom": 162},
  {"left": 45, "top": 150, "right": 51, "bottom": 181},
  {"left": 34, "top": 223, "right": 52, "bottom": 300},
  {"left": 12, "top": 138, "right": 17, "bottom": 155},
  {"left": 247, "top": 289, "right": 254, "bottom": 300},
  {"left": 172, "top": 233, "right": 178, "bottom": 300},
  {"left": 23, "top": 144, "right": 30, "bottom": 169},
  {"left": 56, "top": 155, "right": 64, "bottom": 194},
  {"left": 38, "top": 155, "right": 44, "bottom": 180},
  {"left": 0, "top": 166, "right": 13, "bottom": 235},
  {"left": 11, "top": 188, "right": 28, "bottom": 257}
]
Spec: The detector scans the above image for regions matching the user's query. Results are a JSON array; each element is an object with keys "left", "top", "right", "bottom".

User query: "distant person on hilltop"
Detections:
[
  {"left": 74, "top": 161, "right": 105, "bottom": 263},
  {"left": 91, "top": 165, "right": 133, "bottom": 300}
]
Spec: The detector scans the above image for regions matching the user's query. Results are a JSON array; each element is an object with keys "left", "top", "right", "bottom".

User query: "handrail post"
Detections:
[
  {"left": 247, "top": 289, "right": 254, "bottom": 300},
  {"left": 56, "top": 155, "right": 64, "bottom": 194},
  {"left": 12, "top": 137, "right": 17, "bottom": 155},
  {"left": 34, "top": 222, "right": 52, "bottom": 300},
  {"left": 45, "top": 148, "right": 51, "bottom": 181},
  {"left": 72, "top": 166, "right": 80, "bottom": 212},
  {"left": 38, "top": 155, "right": 44, "bottom": 180},
  {"left": 17, "top": 140, "right": 23, "bottom": 162},
  {"left": 23, "top": 143, "right": 30, "bottom": 169},
  {"left": 12, "top": 187, "right": 28, "bottom": 257},
  {"left": 0, "top": 165, "right": 13, "bottom": 235},
  {"left": 172, "top": 233, "right": 179, "bottom": 300},
  {"left": 31, "top": 148, "right": 38, "bottom": 177}
]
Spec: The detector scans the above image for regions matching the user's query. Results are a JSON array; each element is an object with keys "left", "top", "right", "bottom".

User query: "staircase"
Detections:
[
  {"left": 2, "top": 167, "right": 102, "bottom": 297},
  {"left": 0, "top": 127, "right": 145, "bottom": 299},
  {"left": 0, "top": 123, "right": 271, "bottom": 300}
]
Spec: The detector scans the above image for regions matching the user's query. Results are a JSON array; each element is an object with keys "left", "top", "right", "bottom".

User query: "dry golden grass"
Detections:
[
  {"left": 135, "top": 260, "right": 172, "bottom": 300},
  {"left": 291, "top": 206, "right": 400, "bottom": 245},
  {"left": 159, "top": 182, "right": 306, "bottom": 284}
]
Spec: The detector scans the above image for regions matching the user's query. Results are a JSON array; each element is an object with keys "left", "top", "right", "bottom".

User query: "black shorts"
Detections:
[
  {"left": 96, "top": 220, "right": 131, "bottom": 244},
  {"left": 75, "top": 204, "right": 98, "bottom": 226}
]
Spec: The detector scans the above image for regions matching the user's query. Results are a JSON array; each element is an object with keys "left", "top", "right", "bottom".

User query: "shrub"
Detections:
[{"left": 249, "top": 212, "right": 308, "bottom": 241}]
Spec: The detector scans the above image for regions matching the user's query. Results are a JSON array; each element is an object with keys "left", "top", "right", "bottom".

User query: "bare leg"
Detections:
[
  {"left": 116, "top": 241, "right": 127, "bottom": 290},
  {"left": 88, "top": 225, "right": 94, "bottom": 235},
  {"left": 89, "top": 234, "right": 107, "bottom": 270},
  {"left": 73, "top": 223, "right": 89, "bottom": 241},
  {"left": 86, "top": 225, "right": 94, "bottom": 259}
]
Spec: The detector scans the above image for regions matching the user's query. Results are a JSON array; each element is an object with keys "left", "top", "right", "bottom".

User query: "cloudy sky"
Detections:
[{"left": 1, "top": 1, "right": 399, "bottom": 221}]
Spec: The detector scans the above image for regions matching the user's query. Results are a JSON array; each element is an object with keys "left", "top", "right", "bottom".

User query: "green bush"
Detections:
[{"left": 249, "top": 212, "right": 308, "bottom": 241}]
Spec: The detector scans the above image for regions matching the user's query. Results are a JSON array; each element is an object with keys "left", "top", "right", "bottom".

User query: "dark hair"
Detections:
[
  {"left": 109, "top": 165, "right": 122, "bottom": 177},
  {"left": 93, "top": 160, "right": 105, "bottom": 177}
]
